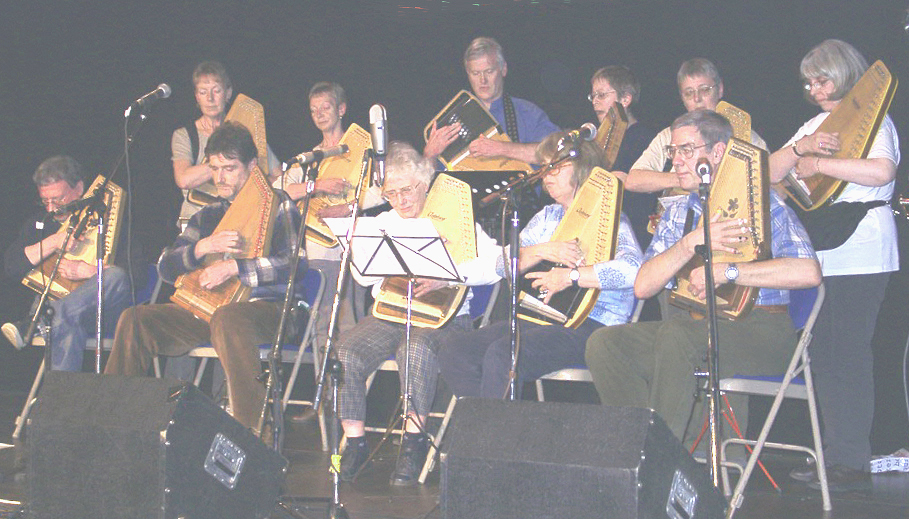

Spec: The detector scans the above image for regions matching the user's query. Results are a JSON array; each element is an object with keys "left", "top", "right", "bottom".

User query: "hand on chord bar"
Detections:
[
  {"left": 198, "top": 259, "right": 239, "bottom": 289},
  {"left": 413, "top": 277, "right": 449, "bottom": 298},
  {"left": 682, "top": 213, "right": 749, "bottom": 256},
  {"left": 315, "top": 178, "right": 351, "bottom": 196},
  {"left": 194, "top": 230, "right": 243, "bottom": 259},
  {"left": 467, "top": 134, "right": 506, "bottom": 158},
  {"left": 525, "top": 268, "right": 572, "bottom": 305},
  {"left": 423, "top": 120, "right": 461, "bottom": 160},
  {"left": 522, "top": 240, "right": 585, "bottom": 271},
  {"left": 797, "top": 131, "right": 841, "bottom": 157}
]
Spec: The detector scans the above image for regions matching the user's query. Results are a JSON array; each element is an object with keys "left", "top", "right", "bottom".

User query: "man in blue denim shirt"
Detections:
[{"left": 586, "top": 109, "right": 821, "bottom": 445}]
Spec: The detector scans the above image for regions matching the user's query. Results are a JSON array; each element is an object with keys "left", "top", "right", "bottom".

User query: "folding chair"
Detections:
[
  {"left": 13, "top": 263, "right": 162, "bottom": 440},
  {"left": 184, "top": 268, "right": 327, "bottom": 447},
  {"left": 534, "top": 297, "right": 644, "bottom": 402},
  {"left": 722, "top": 284, "right": 831, "bottom": 514}
]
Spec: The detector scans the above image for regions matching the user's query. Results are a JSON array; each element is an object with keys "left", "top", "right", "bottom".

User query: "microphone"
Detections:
[
  {"left": 289, "top": 144, "right": 349, "bottom": 166},
  {"left": 696, "top": 158, "right": 712, "bottom": 184},
  {"left": 125, "top": 83, "right": 171, "bottom": 116},
  {"left": 369, "top": 104, "right": 388, "bottom": 187},
  {"left": 52, "top": 192, "right": 103, "bottom": 216},
  {"left": 565, "top": 122, "right": 598, "bottom": 143}
]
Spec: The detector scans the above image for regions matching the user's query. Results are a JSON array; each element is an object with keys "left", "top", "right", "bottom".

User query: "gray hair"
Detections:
[
  {"left": 308, "top": 81, "right": 347, "bottom": 107},
  {"left": 386, "top": 141, "right": 435, "bottom": 188},
  {"left": 800, "top": 39, "right": 868, "bottom": 103},
  {"left": 192, "top": 60, "right": 232, "bottom": 91},
  {"left": 464, "top": 37, "right": 506, "bottom": 69},
  {"left": 536, "top": 131, "right": 605, "bottom": 189},
  {"left": 677, "top": 58, "right": 722, "bottom": 88},
  {"left": 33, "top": 155, "right": 84, "bottom": 188},
  {"left": 671, "top": 109, "right": 733, "bottom": 149}
]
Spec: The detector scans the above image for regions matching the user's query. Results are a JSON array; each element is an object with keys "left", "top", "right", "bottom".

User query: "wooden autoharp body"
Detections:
[
  {"left": 22, "top": 175, "right": 124, "bottom": 300},
  {"left": 424, "top": 90, "right": 532, "bottom": 175},
  {"left": 301, "top": 123, "right": 372, "bottom": 248},
  {"left": 595, "top": 102, "right": 629, "bottom": 170},
  {"left": 517, "top": 167, "right": 623, "bottom": 328},
  {"left": 372, "top": 174, "right": 477, "bottom": 329},
  {"left": 172, "top": 96, "right": 278, "bottom": 322},
  {"left": 186, "top": 93, "right": 276, "bottom": 207},
  {"left": 780, "top": 60, "right": 897, "bottom": 211},
  {"left": 669, "top": 138, "right": 771, "bottom": 320}
]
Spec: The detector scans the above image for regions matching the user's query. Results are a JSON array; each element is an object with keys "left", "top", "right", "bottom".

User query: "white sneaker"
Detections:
[{"left": 2, "top": 321, "right": 26, "bottom": 350}]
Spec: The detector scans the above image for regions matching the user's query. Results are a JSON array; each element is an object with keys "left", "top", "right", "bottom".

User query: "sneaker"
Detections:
[
  {"left": 340, "top": 437, "right": 369, "bottom": 482},
  {"left": 808, "top": 464, "right": 872, "bottom": 493},
  {"left": 789, "top": 460, "right": 817, "bottom": 483},
  {"left": 390, "top": 432, "right": 429, "bottom": 486},
  {"left": 2, "top": 321, "right": 26, "bottom": 350}
]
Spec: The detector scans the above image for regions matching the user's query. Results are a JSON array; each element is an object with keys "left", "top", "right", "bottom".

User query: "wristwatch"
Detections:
[
  {"left": 569, "top": 267, "right": 580, "bottom": 288},
  {"left": 724, "top": 263, "right": 739, "bottom": 284}
]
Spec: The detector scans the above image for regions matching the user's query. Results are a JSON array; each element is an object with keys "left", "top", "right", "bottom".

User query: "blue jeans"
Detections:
[{"left": 41, "top": 266, "right": 132, "bottom": 371}]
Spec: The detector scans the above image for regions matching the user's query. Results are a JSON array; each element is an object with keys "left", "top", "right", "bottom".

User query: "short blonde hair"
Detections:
[{"left": 464, "top": 37, "right": 506, "bottom": 69}]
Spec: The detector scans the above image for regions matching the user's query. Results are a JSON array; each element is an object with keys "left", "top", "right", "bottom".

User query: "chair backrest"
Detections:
[
  {"left": 301, "top": 267, "right": 325, "bottom": 308},
  {"left": 469, "top": 281, "right": 501, "bottom": 328},
  {"left": 788, "top": 286, "right": 823, "bottom": 331},
  {"left": 630, "top": 298, "right": 644, "bottom": 324},
  {"left": 136, "top": 263, "right": 162, "bottom": 304}
]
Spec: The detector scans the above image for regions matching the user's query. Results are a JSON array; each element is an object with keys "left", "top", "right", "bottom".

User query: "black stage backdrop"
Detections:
[{"left": 1, "top": 0, "right": 908, "bottom": 452}]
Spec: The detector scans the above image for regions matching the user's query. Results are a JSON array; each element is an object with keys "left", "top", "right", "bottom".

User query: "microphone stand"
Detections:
[
  {"left": 480, "top": 150, "right": 576, "bottom": 400},
  {"left": 694, "top": 171, "right": 723, "bottom": 488},
  {"left": 257, "top": 161, "right": 320, "bottom": 452}
]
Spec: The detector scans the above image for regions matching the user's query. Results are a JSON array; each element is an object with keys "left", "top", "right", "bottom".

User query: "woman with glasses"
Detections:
[
  {"left": 334, "top": 142, "right": 500, "bottom": 486},
  {"left": 769, "top": 39, "right": 900, "bottom": 493},
  {"left": 438, "top": 130, "right": 642, "bottom": 400}
]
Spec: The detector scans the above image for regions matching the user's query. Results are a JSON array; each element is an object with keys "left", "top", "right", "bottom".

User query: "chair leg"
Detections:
[
  {"left": 13, "top": 359, "right": 46, "bottom": 441},
  {"left": 419, "top": 395, "right": 457, "bottom": 484},
  {"left": 802, "top": 355, "right": 831, "bottom": 511},
  {"left": 535, "top": 378, "right": 545, "bottom": 402}
]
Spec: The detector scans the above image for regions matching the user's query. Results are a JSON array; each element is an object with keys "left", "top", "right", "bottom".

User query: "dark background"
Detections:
[{"left": 1, "top": 0, "right": 908, "bottom": 453}]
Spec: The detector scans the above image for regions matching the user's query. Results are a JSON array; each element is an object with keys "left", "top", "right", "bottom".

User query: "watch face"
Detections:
[
  {"left": 569, "top": 268, "right": 580, "bottom": 281},
  {"left": 725, "top": 264, "right": 738, "bottom": 281}
]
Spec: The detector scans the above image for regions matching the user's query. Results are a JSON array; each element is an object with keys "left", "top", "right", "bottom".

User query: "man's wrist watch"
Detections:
[
  {"left": 569, "top": 267, "right": 580, "bottom": 288},
  {"left": 724, "top": 263, "right": 739, "bottom": 284}
]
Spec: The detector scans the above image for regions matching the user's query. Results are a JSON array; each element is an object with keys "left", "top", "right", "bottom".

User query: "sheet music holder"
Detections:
[{"left": 325, "top": 217, "right": 461, "bottom": 283}]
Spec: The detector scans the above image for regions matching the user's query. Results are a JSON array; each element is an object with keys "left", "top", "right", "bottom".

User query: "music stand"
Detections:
[{"left": 327, "top": 216, "right": 461, "bottom": 467}]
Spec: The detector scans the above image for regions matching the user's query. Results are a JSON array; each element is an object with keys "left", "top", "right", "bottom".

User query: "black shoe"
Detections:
[
  {"left": 808, "top": 464, "right": 872, "bottom": 493},
  {"left": 390, "top": 433, "right": 429, "bottom": 487},
  {"left": 2, "top": 321, "right": 26, "bottom": 350},
  {"left": 789, "top": 460, "right": 817, "bottom": 483},
  {"left": 340, "top": 437, "right": 369, "bottom": 482}
]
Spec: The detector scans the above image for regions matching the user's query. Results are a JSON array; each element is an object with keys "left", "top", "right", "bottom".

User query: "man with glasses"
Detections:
[
  {"left": 2, "top": 156, "right": 141, "bottom": 373},
  {"left": 625, "top": 58, "right": 767, "bottom": 194},
  {"left": 585, "top": 110, "right": 821, "bottom": 447},
  {"left": 335, "top": 142, "right": 501, "bottom": 486}
]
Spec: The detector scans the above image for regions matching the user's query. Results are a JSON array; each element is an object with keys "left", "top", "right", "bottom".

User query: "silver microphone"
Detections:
[
  {"left": 369, "top": 104, "right": 388, "bottom": 187},
  {"left": 565, "top": 122, "right": 598, "bottom": 142},
  {"left": 289, "top": 144, "right": 349, "bottom": 166},
  {"left": 125, "top": 83, "right": 171, "bottom": 116}
]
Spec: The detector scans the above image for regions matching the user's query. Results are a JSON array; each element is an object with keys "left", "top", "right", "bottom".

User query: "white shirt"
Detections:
[{"left": 783, "top": 112, "right": 901, "bottom": 276}]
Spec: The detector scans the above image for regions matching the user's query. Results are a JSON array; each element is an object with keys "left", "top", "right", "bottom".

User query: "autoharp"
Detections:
[
  {"left": 22, "top": 175, "right": 124, "bottom": 300},
  {"left": 780, "top": 60, "right": 897, "bottom": 211},
  {"left": 300, "top": 123, "right": 372, "bottom": 248},
  {"left": 669, "top": 138, "right": 770, "bottom": 320},
  {"left": 596, "top": 102, "right": 629, "bottom": 170},
  {"left": 517, "top": 167, "right": 623, "bottom": 327},
  {"left": 424, "top": 90, "right": 532, "bottom": 175},
  {"left": 372, "top": 174, "right": 476, "bottom": 329},
  {"left": 172, "top": 96, "right": 278, "bottom": 322},
  {"left": 186, "top": 93, "right": 276, "bottom": 207}
]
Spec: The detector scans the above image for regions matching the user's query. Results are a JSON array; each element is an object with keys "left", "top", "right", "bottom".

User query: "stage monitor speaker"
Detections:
[
  {"left": 441, "top": 398, "right": 725, "bottom": 519},
  {"left": 27, "top": 371, "right": 286, "bottom": 519}
]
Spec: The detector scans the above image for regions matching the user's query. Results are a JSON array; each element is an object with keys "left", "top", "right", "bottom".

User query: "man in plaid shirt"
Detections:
[
  {"left": 105, "top": 122, "right": 306, "bottom": 434},
  {"left": 586, "top": 109, "right": 821, "bottom": 446}
]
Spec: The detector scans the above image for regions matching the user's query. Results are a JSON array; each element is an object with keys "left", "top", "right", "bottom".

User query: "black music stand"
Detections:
[{"left": 330, "top": 216, "right": 461, "bottom": 473}]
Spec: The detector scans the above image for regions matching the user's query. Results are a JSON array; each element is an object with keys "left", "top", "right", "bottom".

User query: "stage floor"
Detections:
[{"left": 0, "top": 384, "right": 907, "bottom": 519}]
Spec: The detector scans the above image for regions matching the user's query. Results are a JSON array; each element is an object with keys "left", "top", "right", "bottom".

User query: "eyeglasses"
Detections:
[
  {"left": 803, "top": 77, "right": 832, "bottom": 91},
  {"left": 680, "top": 84, "right": 717, "bottom": 101},
  {"left": 381, "top": 184, "right": 420, "bottom": 202},
  {"left": 663, "top": 143, "right": 709, "bottom": 160},
  {"left": 587, "top": 90, "right": 616, "bottom": 103},
  {"left": 37, "top": 194, "right": 69, "bottom": 208}
]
